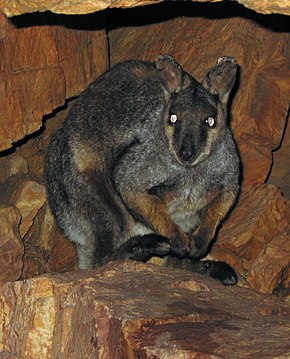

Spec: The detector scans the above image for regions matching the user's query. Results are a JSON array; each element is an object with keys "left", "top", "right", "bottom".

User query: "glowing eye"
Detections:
[
  {"left": 205, "top": 116, "right": 215, "bottom": 127},
  {"left": 169, "top": 113, "right": 178, "bottom": 125}
]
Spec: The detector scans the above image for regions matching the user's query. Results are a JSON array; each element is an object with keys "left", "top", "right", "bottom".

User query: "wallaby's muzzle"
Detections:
[{"left": 178, "top": 134, "right": 195, "bottom": 163}]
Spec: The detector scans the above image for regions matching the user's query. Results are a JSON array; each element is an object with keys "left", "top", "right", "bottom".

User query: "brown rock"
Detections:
[
  {"left": 0, "top": 156, "right": 28, "bottom": 184},
  {"left": 21, "top": 204, "right": 77, "bottom": 279},
  {"left": 0, "top": 102, "right": 77, "bottom": 280},
  {"left": 0, "top": 0, "right": 289, "bottom": 16},
  {"left": 0, "top": 11, "right": 108, "bottom": 152},
  {"left": 0, "top": 205, "right": 23, "bottom": 283},
  {"left": 238, "top": 0, "right": 290, "bottom": 15},
  {"left": 248, "top": 231, "right": 290, "bottom": 296},
  {"left": 0, "top": 261, "right": 289, "bottom": 358},
  {"left": 212, "top": 184, "right": 290, "bottom": 296},
  {"left": 268, "top": 112, "right": 290, "bottom": 199},
  {"left": 0, "top": 176, "right": 47, "bottom": 237}
]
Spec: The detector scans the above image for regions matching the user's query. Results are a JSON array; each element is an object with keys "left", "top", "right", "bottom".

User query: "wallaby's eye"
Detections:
[
  {"left": 205, "top": 116, "right": 215, "bottom": 127},
  {"left": 169, "top": 113, "right": 178, "bottom": 126}
]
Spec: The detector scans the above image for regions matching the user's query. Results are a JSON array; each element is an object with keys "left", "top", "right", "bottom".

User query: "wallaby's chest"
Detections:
[{"left": 157, "top": 178, "right": 213, "bottom": 233}]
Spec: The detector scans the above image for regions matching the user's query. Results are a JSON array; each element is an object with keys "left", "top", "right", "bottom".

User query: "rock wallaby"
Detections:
[{"left": 45, "top": 55, "right": 240, "bottom": 285}]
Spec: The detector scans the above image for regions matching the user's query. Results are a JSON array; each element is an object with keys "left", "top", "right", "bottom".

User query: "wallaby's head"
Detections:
[{"left": 156, "top": 55, "right": 237, "bottom": 167}]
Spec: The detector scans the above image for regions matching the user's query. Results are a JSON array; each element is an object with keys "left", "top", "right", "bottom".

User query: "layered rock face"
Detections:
[
  {"left": 0, "top": 0, "right": 289, "bottom": 16},
  {"left": 0, "top": 1, "right": 289, "bottom": 357},
  {"left": 1, "top": 261, "right": 290, "bottom": 358},
  {"left": 0, "top": 11, "right": 108, "bottom": 151}
]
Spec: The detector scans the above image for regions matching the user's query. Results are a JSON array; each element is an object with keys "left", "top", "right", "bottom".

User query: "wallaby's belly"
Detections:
[
  {"left": 166, "top": 185, "right": 209, "bottom": 233},
  {"left": 123, "top": 182, "right": 207, "bottom": 237},
  {"left": 123, "top": 186, "right": 203, "bottom": 239}
]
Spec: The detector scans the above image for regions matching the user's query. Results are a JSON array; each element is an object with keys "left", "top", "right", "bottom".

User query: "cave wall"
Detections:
[
  {"left": 0, "top": 0, "right": 289, "bottom": 16},
  {"left": 0, "top": 11, "right": 108, "bottom": 152}
]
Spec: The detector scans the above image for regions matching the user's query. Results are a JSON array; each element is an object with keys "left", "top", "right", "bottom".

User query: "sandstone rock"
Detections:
[
  {"left": 109, "top": 5, "right": 290, "bottom": 186},
  {"left": 248, "top": 231, "right": 290, "bottom": 297},
  {"left": 0, "top": 261, "right": 289, "bottom": 358},
  {"left": 0, "top": 156, "right": 29, "bottom": 184},
  {"left": 0, "top": 0, "right": 288, "bottom": 322},
  {"left": 238, "top": 0, "right": 290, "bottom": 15},
  {"left": 268, "top": 113, "right": 290, "bottom": 199},
  {"left": 0, "top": 205, "right": 23, "bottom": 283},
  {"left": 21, "top": 204, "right": 77, "bottom": 279},
  {"left": 0, "top": 103, "right": 77, "bottom": 280},
  {"left": 0, "top": 11, "right": 108, "bottom": 151},
  {"left": 49, "top": 229, "right": 77, "bottom": 273},
  {"left": 0, "top": 0, "right": 289, "bottom": 16},
  {"left": 212, "top": 184, "right": 290, "bottom": 297},
  {"left": 0, "top": 176, "right": 47, "bottom": 237}
]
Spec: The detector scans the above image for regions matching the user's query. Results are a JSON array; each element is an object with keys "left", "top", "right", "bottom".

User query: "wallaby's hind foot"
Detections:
[
  {"left": 114, "top": 234, "right": 170, "bottom": 262},
  {"left": 190, "top": 260, "right": 237, "bottom": 286},
  {"left": 166, "top": 257, "right": 237, "bottom": 286}
]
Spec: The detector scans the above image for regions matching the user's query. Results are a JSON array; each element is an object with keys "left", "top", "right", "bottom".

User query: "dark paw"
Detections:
[
  {"left": 169, "top": 236, "right": 190, "bottom": 259},
  {"left": 167, "top": 257, "right": 237, "bottom": 286},
  {"left": 200, "top": 260, "right": 237, "bottom": 286},
  {"left": 114, "top": 234, "right": 170, "bottom": 262},
  {"left": 189, "top": 236, "right": 208, "bottom": 259}
]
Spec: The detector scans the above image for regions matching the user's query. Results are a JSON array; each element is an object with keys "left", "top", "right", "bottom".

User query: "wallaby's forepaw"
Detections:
[
  {"left": 114, "top": 234, "right": 170, "bottom": 262},
  {"left": 191, "top": 260, "right": 238, "bottom": 286},
  {"left": 169, "top": 236, "right": 190, "bottom": 259},
  {"left": 189, "top": 235, "right": 209, "bottom": 259}
]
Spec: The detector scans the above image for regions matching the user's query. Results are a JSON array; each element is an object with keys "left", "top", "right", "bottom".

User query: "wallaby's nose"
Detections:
[{"left": 179, "top": 135, "right": 195, "bottom": 162}]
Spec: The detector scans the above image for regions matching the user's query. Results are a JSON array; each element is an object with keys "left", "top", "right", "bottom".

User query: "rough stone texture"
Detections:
[
  {"left": 0, "top": 11, "right": 108, "bottom": 151},
  {"left": 0, "top": 176, "right": 47, "bottom": 283},
  {"left": 0, "top": 0, "right": 289, "bottom": 16},
  {"left": 0, "top": 105, "right": 77, "bottom": 281},
  {"left": 0, "top": 206, "right": 23, "bottom": 283},
  {"left": 0, "top": 176, "right": 47, "bottom": 237},
  {"left": 0, "top": 261, "right": 289, "bottom": 358},
  {"left": 21, "top": 203, "right": 77, "bottom": 279},
  {"left": 239, "top": 0, "right": 290, "bottom": 15},
  {"left": 0, "top": 156, "right": 28, "bottom": 184},
  {"left": 268, "top": 113, "right": 290, "bottom": 199},
  {"left": 212, "top": 185, "right": 290, "bottom": 298}
]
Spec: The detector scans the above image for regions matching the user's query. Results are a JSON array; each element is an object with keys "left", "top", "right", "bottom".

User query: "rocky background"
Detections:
[{"left": 0, "top": 0, "right": 289, "bottom": 357}]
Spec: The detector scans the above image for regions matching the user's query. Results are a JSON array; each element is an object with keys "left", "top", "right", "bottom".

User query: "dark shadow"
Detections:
[
  {"left": 107, "top": 1, "right": 290, "bottom": 33},
  {"left": 0, "top": 102, "right": 69, "bottom": 158},
  {"left": 11, "top": 10, "right": 106, "bottom": 31}
]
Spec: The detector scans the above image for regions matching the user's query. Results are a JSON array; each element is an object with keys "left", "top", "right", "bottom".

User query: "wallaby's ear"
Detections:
[
  {"left": 156, "top": 55, "right": 191, "bottom": 94},
  {"left": 202, "top": 57, "right": 238, "bottom": 106}
]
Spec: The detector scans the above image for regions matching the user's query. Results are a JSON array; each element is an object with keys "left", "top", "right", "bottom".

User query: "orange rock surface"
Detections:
[
  {"left": 0, "top": 206, "right": 23, "bottom": 282},
  {"left": 0, "top": 0, "right": 289, "bottom": 16},
  {"left": 0, "top": 0, "right": 288, "bottom": 303},
  {"left": 212, "top": 184, "right": 290, "bottom": 297},
  {"left": 0, "top": 11, "right": 108, "bottom": 151},
  {"left": 0, "top": 261, "right": 289, "bottom": 358},
  {"left": 268, "top": 112, "right": 290, "bottom": 198}
]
